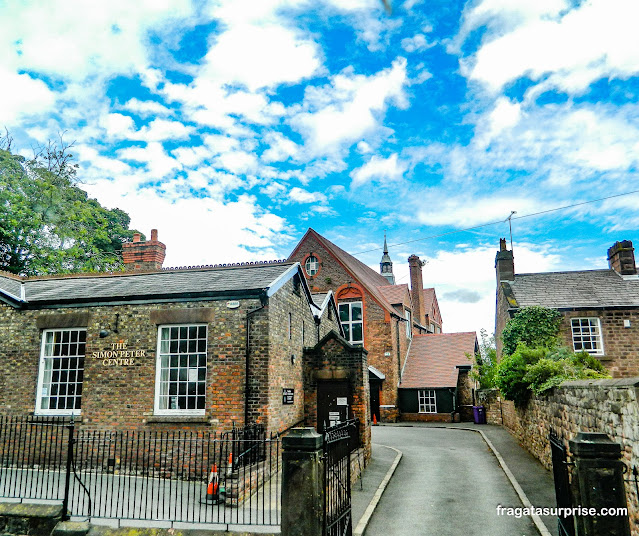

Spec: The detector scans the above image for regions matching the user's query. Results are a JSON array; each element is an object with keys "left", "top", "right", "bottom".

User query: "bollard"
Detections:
[
  {"left": 281, "top": 428, "right": 324, "bottom": 536},
  {"left": 569, "top": 432, "right": 631, "bottom": 536}
]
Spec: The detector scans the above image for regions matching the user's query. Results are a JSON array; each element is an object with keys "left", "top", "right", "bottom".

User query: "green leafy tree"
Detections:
[
  {"left": 470, "top": 328, "right": 498, "bottom": 389},
  {"left": 501, "top": 306, "right": 563, "bottom": 356},
  {"left": 0, "top": 137, "right": 140, "bottom": 276}
]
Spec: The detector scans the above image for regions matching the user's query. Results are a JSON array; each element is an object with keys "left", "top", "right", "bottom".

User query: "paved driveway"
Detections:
[{"left": 364, "top": 426, "right": 540, "bottom": 536}]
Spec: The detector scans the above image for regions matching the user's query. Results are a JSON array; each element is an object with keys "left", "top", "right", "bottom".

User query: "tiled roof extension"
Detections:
[{"left": 400, "top": 332, "right": 477, "bottom": 389}]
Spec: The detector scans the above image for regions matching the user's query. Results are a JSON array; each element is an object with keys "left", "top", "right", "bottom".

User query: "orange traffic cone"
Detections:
[
  {"left": 201, "top": 464, "right": 220, "bottom": 504},
  {"left": 373, "top": 414, "right": 378, "bottom": 425}
]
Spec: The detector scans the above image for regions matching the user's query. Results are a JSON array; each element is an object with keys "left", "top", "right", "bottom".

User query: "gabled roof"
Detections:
[
  {"left": 289, "top": 228, "right": 397, "bottom": 314},
  {"left": 378, "top": 284, "right": 411, "bottom": 308},
  {"left": 507, "top": 269, "right": 639, "bottom": 309},
  {"left": 423, "top": 287, "right": 442, "bottom": 325},
  {"left": 399, "top": 332, "right": 477, "bottom": 389},
  {"left": 0, "top": 262, "right": 306, "bottom": 308}
]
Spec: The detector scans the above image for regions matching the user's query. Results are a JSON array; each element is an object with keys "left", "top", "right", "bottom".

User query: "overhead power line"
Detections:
[{"left": 351, "top": 188, "right": 639, "bottom": 256}]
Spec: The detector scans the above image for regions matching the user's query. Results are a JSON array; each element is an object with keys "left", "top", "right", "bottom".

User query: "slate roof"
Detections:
[
  {"left": 507, "top": 269, "right": 639, "bottom": 309},
  {"left": 400, "top": 332, "right": 477, "bottom": 389},
  {"left": 0, "top": 262, "right": 299, "bottom": 306}
]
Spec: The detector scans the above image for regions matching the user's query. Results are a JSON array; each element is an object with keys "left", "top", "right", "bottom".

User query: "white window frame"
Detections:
[
  {"left": 571, "top": 317, "right": 604, "bottom": 355},
  {"left": 305, "top": 255, "right": 319, "bottom": 276},
  {"left": 155, "top": 324, "right": 208, "bottom": 416},
  {"left": 418, "top": 389, "right": 437, "bottom": 413},
  {"left": 405, "top": 310, "right": 412, "bottom": 339},
  {"left": 339, "top": 301, "right": 363, "bottom": 345},
  {"left": 35, "top": 328, "right": 87, "bottom": 416}
]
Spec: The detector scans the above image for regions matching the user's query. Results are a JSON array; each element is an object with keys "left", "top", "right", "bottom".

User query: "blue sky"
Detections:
[{"left": 3, "top": 0, "right": 639, "bottom": 337}]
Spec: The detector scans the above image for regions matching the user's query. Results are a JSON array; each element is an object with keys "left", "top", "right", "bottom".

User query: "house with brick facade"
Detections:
[
  {"left": 0, "top": 230, "right": 371, "bottom": 451},
  {"left": 495, "top": 238, "right": 639, "bottom": 377},
  {"left": 398, "top": 332, "right": 477, "bottom": 422},
  {"left": 288, "top": 228, "right": 442, "bottom": 422}
]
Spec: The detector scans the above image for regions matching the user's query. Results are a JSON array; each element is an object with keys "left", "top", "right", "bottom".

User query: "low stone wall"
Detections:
[
  {"left": 476, "top": 389, "right": 503, "bottom": 425},
  {"left": 486, "top": 378, "right": 639, "bottom": 536},
  {"left": 0, "top": 502, "right": 63, "bottom": 536}
]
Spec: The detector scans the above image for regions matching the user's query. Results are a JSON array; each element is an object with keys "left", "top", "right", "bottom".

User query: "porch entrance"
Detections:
[{"left": 317, "top": 381, "right": 351, "bottom": 433}]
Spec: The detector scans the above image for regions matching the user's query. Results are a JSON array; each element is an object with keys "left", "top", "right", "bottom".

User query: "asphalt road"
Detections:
[{"left": 364, "top": 426, "right": 540, "bottom": 536}]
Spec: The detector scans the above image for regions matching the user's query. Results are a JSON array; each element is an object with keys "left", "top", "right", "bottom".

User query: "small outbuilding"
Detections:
[{"left": 398, "top": 332, "right": 477, "bottom": 422}]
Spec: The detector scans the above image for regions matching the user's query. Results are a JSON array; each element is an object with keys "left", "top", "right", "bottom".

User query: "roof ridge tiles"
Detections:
[
  {"left": 162, "top": 259, "right": 290, "bottom": 271},
  {"left": 516, "top": 268, "right": 613, "bottom": 277}
]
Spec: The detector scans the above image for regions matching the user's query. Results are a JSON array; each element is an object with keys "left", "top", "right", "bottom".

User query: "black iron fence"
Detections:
[
  {"left": 323, "top": 419, "right": 359, "bottom": 536},
  {"left": 549, "top": 429, "right": 575, "bottom": 536},
  {"left": 0, "top": 416, "right": 280, "bottom": 528}
]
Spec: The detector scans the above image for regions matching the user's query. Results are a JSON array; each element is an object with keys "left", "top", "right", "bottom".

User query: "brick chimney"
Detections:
[
  {"left": 608, "top": 240, "right": 637, "bottom": 275},
  {"left": 122, "top": 229, "right": 166, "bottom": 272},
  {"left": 495, "top": 238, "right": 515, "bottom": 282},
  {"left": 408, "top": 255, "right": 426, "bottom": 326}
]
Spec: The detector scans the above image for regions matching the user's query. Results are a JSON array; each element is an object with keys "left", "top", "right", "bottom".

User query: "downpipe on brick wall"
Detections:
[{"left": 245, "top": 294, "right": 268, "bottom": 426}]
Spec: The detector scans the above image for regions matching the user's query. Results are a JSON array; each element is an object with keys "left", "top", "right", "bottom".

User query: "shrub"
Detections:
[
  {"left": 501, "top": 306, "right": 562, "bottom": 356},
  {"left": 495, "top": 345, "right": 546, "bottom": 406}
]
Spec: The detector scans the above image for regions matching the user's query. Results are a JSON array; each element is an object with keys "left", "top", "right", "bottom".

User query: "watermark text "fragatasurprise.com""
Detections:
[{"left": 496, "top": 505, "right": 628, "bottom": 519}]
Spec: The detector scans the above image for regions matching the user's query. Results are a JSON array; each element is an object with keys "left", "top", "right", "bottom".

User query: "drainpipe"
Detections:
[{"left": 245, "top": 294, "right": 267, "bottom": 426}]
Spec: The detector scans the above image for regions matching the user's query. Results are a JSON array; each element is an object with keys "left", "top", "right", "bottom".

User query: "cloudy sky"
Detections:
[{"left": 3, "top": 0, "right": 639, "bottom": 337}]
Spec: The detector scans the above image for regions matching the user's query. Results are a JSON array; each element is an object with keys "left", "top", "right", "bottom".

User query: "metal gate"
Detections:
[
  {"left": 324, "top": 420, "right": 356, "bottom": 536},
  {"left": 549, "top": 429, "right": 575, "bottom": 536}
]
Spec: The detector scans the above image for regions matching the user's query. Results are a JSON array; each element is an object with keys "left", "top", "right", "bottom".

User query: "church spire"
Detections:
[{"left": 380, "top": 232, "right": 395, "bottom": 284}]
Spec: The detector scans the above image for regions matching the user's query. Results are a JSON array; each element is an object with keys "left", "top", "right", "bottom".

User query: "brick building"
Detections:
[
  {"left": 288, "top": 228, "right": 443, "bottom": 422},
  {"left": 0, "top": 231, "right": 370, "bottom": 448},
  {"left": 495, "top": 238, "right": 639, "bottom": 377},
  {"left": 398, "top": 332, "right": 477, "bottom": 422}
]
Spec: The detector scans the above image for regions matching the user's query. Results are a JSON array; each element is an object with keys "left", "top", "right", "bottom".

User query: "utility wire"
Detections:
[{"left": 351, "top": 188, "right": 639, "bottom": 256}]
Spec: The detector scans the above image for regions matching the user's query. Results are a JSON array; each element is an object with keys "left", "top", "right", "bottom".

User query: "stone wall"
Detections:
[{"left": 489, "top": 379, "right": 639, "bottom": 535}]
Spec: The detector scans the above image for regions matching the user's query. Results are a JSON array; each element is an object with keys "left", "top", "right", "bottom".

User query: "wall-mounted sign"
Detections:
[
  {"left": 282, "top": 388, "right": 294, "bottom": 405},
  {"left": 226, "top": 300, "right": 240, "bottom": 309},
  {"left": 336, "top": 397, "right": 348, "bottom": 406},
  {"left": 91, "top": 342, "right": 145, "bottom": 366}
]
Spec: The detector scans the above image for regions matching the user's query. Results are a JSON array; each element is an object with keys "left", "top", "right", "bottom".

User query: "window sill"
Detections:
[
  {"left": 29, "top": 414, "right": 77, "bottom": 423},
  {"left": 146, "top": 415, "right": 209, "bottom": 424}
]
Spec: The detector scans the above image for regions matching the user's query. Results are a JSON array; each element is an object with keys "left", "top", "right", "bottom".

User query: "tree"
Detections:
[
  {"left": 470, "top": 328, "right": 498, "bottom": 389},
  {"left": 0, "top": 137, "right": 140, "bottom": 276}
]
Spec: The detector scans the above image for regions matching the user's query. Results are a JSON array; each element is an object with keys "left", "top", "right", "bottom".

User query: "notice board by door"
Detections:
[{"left": 317, "top": 381, "right": 351, "bottom": 433}]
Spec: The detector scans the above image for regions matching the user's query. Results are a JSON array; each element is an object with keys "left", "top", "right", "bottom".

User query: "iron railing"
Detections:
[
  {"left": 323, "top": 419, "right": 358, "bottom": 536},
  {"left": 0, "top": 417, "right": 280, "bottom": 528}
]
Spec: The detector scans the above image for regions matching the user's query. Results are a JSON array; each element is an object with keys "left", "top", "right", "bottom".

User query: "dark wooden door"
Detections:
[
  {"left": 369, "top": 380, "right": 381, "bottom": 422},
  {"left": 317, "top": 381, "right": 351, "bottom": 433}
]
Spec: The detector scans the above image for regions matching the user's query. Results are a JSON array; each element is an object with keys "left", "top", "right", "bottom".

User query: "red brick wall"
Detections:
[{"left": 290, "top": 233, "right": 410, "bottom": 421}]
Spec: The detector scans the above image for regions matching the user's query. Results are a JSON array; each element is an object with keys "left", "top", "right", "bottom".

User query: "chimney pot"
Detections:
[
  {"left": 122, "top": 229, "right": 166, "bottom": 272},
  {"left": 495, "top": 238, "right": 515, "bottom": 282}
]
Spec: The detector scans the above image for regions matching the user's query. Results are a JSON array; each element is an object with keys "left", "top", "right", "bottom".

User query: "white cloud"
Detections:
[
  {"left": 0, "top": 1, "right": 193, "bottom": 80},
  {"left": 138, "top": 119, "right": 193, "bottom": 142},
  {"left": 99, "top": 113, "right": 137, "bottom": 139},
  {"left": 476, "top": 97, "right": 522, "bottom": 147},
  {"left": 460, "top": 0, "right": 639, "bottom": 95},
  {"left": 350, "top": 153, "right": 406, "bottom": 187},
  {"left": 0, "top": 69, "right": 56, "bottom": 126},
  {"left": 262, "top": 133, "right": 301, "bottom": 163},
  {"left": 118, "top": 142, "right": 180, "bottom": 179},
  {"left": 290, "top": 58, "right": 408, "bottom": 155},
  {"left": 122, "top": 98, "right": 172, "bottom": 117},
  {"left": 401, "top": 34, "right": 434, "bottom": 53},
  {"left": 288, "top": 187, "right": 328, "bottom": 204}
]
